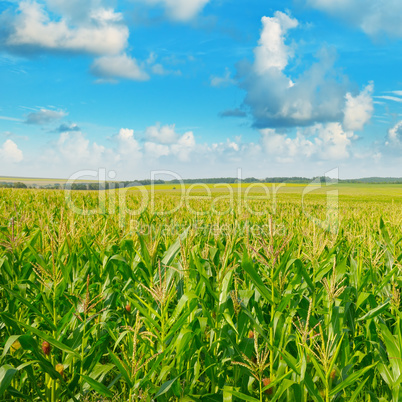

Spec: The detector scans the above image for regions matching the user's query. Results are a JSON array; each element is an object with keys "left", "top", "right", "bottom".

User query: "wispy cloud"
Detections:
[
  {"left": 25, "top": 109, "right": 67, "bottom": 125},
  {"left": 307, "top": 0, "right": 402, "bottom": 39},
  {"left": 0, "top": 115, "right": 22, "bottom": 122},
  {"left": 140, "top": 0, "right": 210, "bottom": 21},
  {"left": 375, "top": 95, "right": 402, "bottom": 103},
  {"left": 219, "top": 109, "right": 247, "bottom": 118},
  {"left": 210, "top": 68, "right": 235, "bottom": 87},
  {"left": 54, "top": 123, "right": 81, "bottom": 133}
]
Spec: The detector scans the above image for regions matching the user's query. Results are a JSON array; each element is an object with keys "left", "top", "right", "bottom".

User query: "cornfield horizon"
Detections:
[{"left": 1, "top": 184, "right": 402, "bottom": 401}]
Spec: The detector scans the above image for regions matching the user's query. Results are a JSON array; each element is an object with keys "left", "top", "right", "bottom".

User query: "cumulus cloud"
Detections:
[
  {"left": 0, "top": 1, "right": 199, "bottom": 81},
  {"left": 142, "top": 0, "right": 210, "bottom": 21},
  {"left": 253, "top": 12, "right": 298, "bottom": 74},
  {"left": 3, "top": 1, "right": 128, "bottom": 55},
  {"left": 23, "top": 117, "right": 371, "bottom": 179},
  {"left": 56, "top": 131, "right": 106, "bottom": 165},
  {"left": 144, "top": 123, "right": 196, "bottom": 161},
  {"left": 386, "top": 121, "right": 402, "bottom": 145},
  {"left": 343, "top": 83, "right": 374, "bottom": 131},
  {"left": 260, "top": 129, "right": 315, "bottom": 161},
  {"left": 0, "top": 1, "right": 154, "bottom": 82},
  {"left": 144, "top": 142, "right": 170, "bottom": 158},
  {"left": 241, "top": 45, "right": 348, "bottom": 128},
  {"left": 116, "top": 128, "right": 142, "bottom": 158},
  {"left": 227, "top": 140, "right": 240, "bottom": 152},
  {"left": 145, "top": 123, "right": 179, "bottom": 144},
  {"left": 91, "top": 54, "right": 149, "bottom": 81},
  {"left": 260, "top": 122, "right": 354, "bottom": 162},
  {"left": 313, "top": 122, "right": 354, "bottom": 160},
  {"left": 25, "top": 108, "right": 67, "bottom": 124},
  {"left": 0, "top": 139, "right": 23, "bottom": 162},
  {"left": 237, "top": 12, "right": 373, "bottom": 132},
  {"left": 35, "top": 123, "right": 201, "bottom": 176},
  {"left": 39, "top": 128, "right": 140, "bottom": 172},
  {"left": 171, "top": 131, "right": 196, "bottom": 161},
  {"left": 307, "top": 0, "right": 402, "bottom": 38}
]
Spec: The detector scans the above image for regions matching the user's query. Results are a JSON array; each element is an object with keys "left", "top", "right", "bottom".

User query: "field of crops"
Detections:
[{"left": 1, "top": 185, "right": 402, "bottom": 401}]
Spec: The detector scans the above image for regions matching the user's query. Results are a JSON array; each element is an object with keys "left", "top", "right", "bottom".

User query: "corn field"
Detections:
[{"left": 1, "top": 187, "right": 402, "bottom": 401}]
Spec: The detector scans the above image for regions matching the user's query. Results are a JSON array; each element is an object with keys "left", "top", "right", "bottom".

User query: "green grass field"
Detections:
[{"left": 1, "top": 184, "right": 402, "bottom": 401}]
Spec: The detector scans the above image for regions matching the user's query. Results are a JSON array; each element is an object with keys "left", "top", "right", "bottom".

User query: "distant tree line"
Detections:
[
  {"left": 0, "top": 182, "right": 28, "bottom": 189},
  {"left": 2, "top": 176, "right": 402, "bottom": 191}
]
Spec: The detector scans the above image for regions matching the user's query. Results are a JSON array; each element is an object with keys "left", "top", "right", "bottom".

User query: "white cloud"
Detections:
[
  {"left": 314, "top": 122, "right": 354, "bottom": 160},
  {"left": 0, "top": 1, "right": 156, "bottom": 82},
  {"left": 143, "top": 0, "right": 210, "bottom": 21},
  {"left": 171, "top": 131, "right": 196, "bottom": 161},
  {"left": 145, "top": 123, "right": 179, "bottom": 144},
  {"left": 260, "top": 122, "right": 354, "bottom": 162},
  {"left": 34, "top": 123, "right": 200, "bottom": 176},
  {"left": 209, "top": 139, "right": 242, "bottom": 158},
  {"left": 116, "top": 128, "right": 142, "bottom": 158},
  {"left": 7, "top": 118, "right": 386, "bottom": 179},
  {"left": 0, "top": 0, "right": 200, "bottom": 82},
  {"left": 5, "top": 1, "right": 128, "bottom": 55},
  {"left": 144, "top": 142, "right": 170, "bottom": 158},
  {"left": 307, "top": 0, "right": 402, "bottom": 38},
  {"left": 0, "top": 139, "right": 23, "bottom": 162},
  {"left": 260, "top": 129, "right": 315, "bottom": 161},
  {"left": 38, "top": 128, "right": 140, "bottom": 172},
  {"left": 386, "top": 121, "right": 402, "bottom": 145},
  {"left": 91, "top": 54, "right": 149, "bottom": 81},
  {"left": 89, "top": 8, "right": 124, "bottom": 24},
  {"left": 343, "top": 83, "right": 374, "bottom": 131},
  {"left": 144, "top": 125, "right": 196, "bottom": 161},
  {"left": 56, "top": 131, "right": 108, "bottom": 165},
  {"left": 143, "top": 123, "right": 196, "bottom": 160},
  {"left": 25, "top": 108, "right": 67, "bottom": 124},
  {"left": 227, "top": 140, "right": 239, "bottom": 152},
  {"left": 254, "top": 12, "right": 298, "bottom": 74}
]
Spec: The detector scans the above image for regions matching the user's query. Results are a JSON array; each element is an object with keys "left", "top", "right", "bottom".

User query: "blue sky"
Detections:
[{"left": 1, "top": 0, "right": 402, "bottom": 180}]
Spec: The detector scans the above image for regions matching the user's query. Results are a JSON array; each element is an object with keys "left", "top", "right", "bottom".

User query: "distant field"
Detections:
[
  {"left": 132, "top": 182, "right": 402, "bottom": 201},
  {"left": 4, "top": 175, "right": 402, "bottom": 203},
  {"left": 3, "top": 175, "right": 402, "bottom": 207},
  {"left": 0, "top": 176, "right": 100, "bottom": 186}
]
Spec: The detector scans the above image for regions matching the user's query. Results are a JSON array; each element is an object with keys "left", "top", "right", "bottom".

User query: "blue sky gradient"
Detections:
[{"left": 1, "top": 0, "right": 402, "bottom": 180}]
